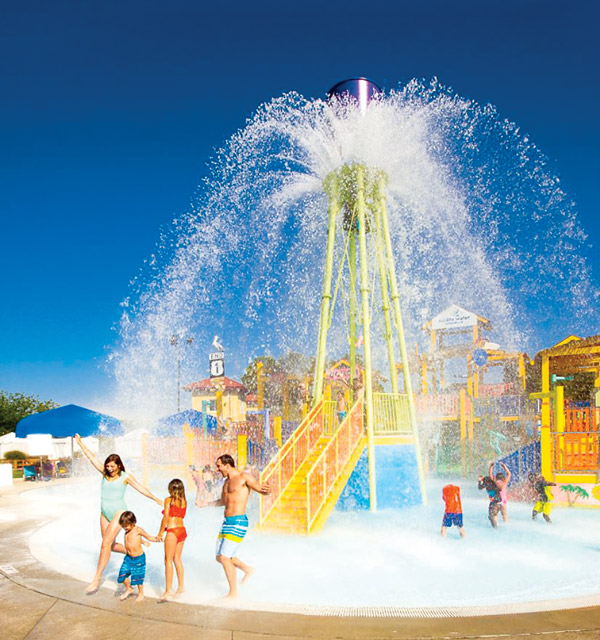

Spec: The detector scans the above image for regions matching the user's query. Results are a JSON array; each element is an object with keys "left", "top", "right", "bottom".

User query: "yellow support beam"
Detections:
[
  {"left": 237, "top": 435, "right": 247, "bottom": 470},
  {"left": 540, "top": 354, "right": 552, "bottom": 479}
]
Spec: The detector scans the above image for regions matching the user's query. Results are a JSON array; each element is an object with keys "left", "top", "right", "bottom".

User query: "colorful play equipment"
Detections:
[
  {"left": 415, "top": 305, "right": 536, "bottom": 475},
  {"left": 533, "top": 334, "right": 600, "bottom": 503},
  {"left": 257, "top": 78, "right": 427, "bottom": 533}
]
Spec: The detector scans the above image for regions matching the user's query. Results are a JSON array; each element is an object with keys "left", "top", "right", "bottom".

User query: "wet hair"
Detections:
[
  {"left": 103, "top": 453, "right": 125, "bottom": 477},
  {"left": 496, "top": 472, "right": 506, "bottom": 481},
  {"left": 168, "top": 478, "right": 186, "bottom": 506},
  {"left": 119, "top": 511, "right": 136, "bottom": 527},
  {"left": 217, "top": 454, "right": 235, "bottom": 468}
]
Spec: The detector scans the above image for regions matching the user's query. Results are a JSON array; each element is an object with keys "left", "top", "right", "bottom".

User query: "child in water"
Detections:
[
  {"left": 489, "top": 461, "right": 511, "bottom": 522},
  {"left": 478, "top": 473, "right": 502, "bottom": 528},
  {"left": 157, "top": 478, "right": 187, "bottom": 601},
  {"left": 441, "top": 484, "right": 465, "bottom": 538},
  {"left": 117, "top": 511, "right": 160, "bottom": 602},
  {"left": 529, "top": 472, "right": 557, "bottom": 523}
]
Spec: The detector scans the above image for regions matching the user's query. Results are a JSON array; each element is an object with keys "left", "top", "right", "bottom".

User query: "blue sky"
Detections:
[{"left": 1, "top": 0, "right": 599, "bottom": 409}]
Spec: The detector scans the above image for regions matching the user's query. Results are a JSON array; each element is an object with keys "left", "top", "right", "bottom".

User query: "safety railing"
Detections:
[
  {"left": 565, "top": 407, "right": 600, "bottom": 432},
  {"left": 478, "top": 383, "right": 519, "bottom": 397},
  {"left": 259, "top": 399, "right": 331, "bottom": 524},
  {"left": 473, "top": 395, "right": 537, "bottom": 418},
  {"left": 373, "top": 393, "right": 412, "bottom": 434},
  {"left": 551, "top": 431, "right": 600, "bottom": 472},
  {"left": 306, "top": 398, "right": 364, "bottom": 532}
]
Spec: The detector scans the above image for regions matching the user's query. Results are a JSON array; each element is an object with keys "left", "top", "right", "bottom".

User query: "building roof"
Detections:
[
  {"left": 185, "top": 376, "right": 247, "bottom": 393},
  {"left": 537, "top": 334, "right": 600, "bottom": 375}
]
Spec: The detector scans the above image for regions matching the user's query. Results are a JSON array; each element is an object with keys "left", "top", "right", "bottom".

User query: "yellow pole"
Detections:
[
  {"left": 314, "top": 173, "right": 340, "bottom": 403},
  {"left": 372, "top": 190, "right": 399, "bottom": 394},
  {"left": 468, "top": 393, "right": 474, "bottom": 472},
  {"left": 376, "top": 172, "right": 427, "bottom": 504},
  {"left": 555, "top": 386, "right": 565, "bottom": 433},
  {"left": 356, "top": 165, "right": 377, "bottom": 511},
  {"left": 540, "top": 354, "right": 552, "bottom": 479},
  {"left": 459, "top": 388, "right": 467, "bottom": 477},
  {"left": 216, "top": 388, "right": 223, "bottom": 421},
  {"left": 349, "top": 230, "right": 357, "bottom": 404},
  {"left": 237, "top": 435, "right": 247, "bottom": 470},
  {"left": 273, "top": 416, "right": 282, "bottom": 447},
  {"left": 518, "top": 353, "right": 526, "bottom": 393},
  {"left": 555, "top": 384, "right": 565, "bottom": 473},
  {"left": 257, "top": 362, "right": 264, "bottom": 411}
]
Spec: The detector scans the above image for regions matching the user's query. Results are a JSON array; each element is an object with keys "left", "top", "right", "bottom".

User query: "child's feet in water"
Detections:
[
  {"left": 135, "top": 593, "right": 145, "bottom": 603},
  {"left": 174, "top": 589, "right": 185, "bottom": 598},
  {"left": 119, "top": 588, "right": 134, "bottom": 601}
]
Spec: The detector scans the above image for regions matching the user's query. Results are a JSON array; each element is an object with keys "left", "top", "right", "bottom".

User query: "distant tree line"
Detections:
[{"left": 0, "top": 391, "right": 59, "bottom": 436}]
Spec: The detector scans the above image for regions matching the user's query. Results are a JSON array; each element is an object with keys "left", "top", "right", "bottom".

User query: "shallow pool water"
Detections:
[{"left": 26, "top": 478, "right": 600, "bottom": 612}]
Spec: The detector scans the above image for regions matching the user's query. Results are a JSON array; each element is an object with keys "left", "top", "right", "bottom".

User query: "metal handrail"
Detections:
[
  {"left": 259, "top": 399, "right": 328, "bottom": 524},
  {"left": 373, "top": 392, "right": 412, "bottom": 434},
  {"left": 305, "top": 398, "right": 364, "bottom": 531}
]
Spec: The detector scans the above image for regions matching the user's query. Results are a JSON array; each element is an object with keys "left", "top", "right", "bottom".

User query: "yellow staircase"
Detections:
[
  {"left": 259, "top": 436, "right": 330, "bottom": 533},
  {"left": 259, "top": 397, "right": 365, "bottom": 534}
]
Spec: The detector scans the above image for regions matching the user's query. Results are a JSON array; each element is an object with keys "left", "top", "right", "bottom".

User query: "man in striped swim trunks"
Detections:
[{"left": 197, "top": 454, "right": 270, "bottom": 598}]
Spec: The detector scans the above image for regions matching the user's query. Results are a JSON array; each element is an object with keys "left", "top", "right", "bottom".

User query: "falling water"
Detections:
[{"left": 110, "top": 78, "right": 598, "bottom": 422}]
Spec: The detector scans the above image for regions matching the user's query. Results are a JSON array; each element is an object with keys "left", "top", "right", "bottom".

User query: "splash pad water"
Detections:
[{"left": 26, "top": 478, "right": 600, "bottom": 615}]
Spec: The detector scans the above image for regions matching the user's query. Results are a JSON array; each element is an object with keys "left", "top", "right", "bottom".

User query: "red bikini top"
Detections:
[{"left": 162, "top": 501, "right": 186, "bottom": 518}]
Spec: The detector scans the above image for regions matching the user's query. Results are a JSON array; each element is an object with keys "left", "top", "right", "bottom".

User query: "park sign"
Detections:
[
  {"left": 209, "top": 351, "right": 224, "bottom": 378},
  {"left": 431, "top": 305, "right": 478, "bottom": 330}
]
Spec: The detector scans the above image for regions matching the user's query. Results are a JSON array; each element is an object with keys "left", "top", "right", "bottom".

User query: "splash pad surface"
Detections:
[{"left": 26, "top": 478, "right": 600, "bottom": 615}]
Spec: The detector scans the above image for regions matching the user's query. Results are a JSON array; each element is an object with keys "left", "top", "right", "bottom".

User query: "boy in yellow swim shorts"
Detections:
[{"left": 528, "top": 473, "right": 556, "bottom": 523}]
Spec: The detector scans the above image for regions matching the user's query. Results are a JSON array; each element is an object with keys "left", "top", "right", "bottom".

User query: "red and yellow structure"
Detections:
[{"left": 535, "top": 335, "right": 600, "bottom": 501}]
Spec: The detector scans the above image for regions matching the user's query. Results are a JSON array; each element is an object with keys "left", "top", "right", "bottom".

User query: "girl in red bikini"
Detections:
[{"left": 157, "top": 478, "right": 187, "bottom": 601}]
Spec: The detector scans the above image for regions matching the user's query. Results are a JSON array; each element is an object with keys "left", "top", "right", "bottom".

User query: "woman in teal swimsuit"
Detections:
[{"left": 75, "top": 434, "right": 162, "bottom": 594}]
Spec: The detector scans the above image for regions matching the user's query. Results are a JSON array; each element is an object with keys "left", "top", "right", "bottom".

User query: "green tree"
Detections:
[
  {"left": 241, "top": 356, "right": 279, "bottom": 395},
  {"left": 242, "top": 352, "right": 314, "bottom": 415},
  {"left": 0, "top": 391, "right": 59, "bottom": 436}
]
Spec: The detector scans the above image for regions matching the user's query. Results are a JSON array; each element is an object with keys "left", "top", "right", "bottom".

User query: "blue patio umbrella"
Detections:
[
  {"left": 152, "top": 409, "right": 217, "bottom": 436},
  {"left": 15, "top": 404, "right": 124, "bottom": 438}
]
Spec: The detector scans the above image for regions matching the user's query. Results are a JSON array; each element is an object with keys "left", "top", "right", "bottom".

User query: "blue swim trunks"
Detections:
[
  {"left": 216, "top": 515, "right": 249, "bottom": 558},
  {"left": 117, "top": 553, "right": 146, "bottom": 586},
  {"left": 442, "top": 512, "right": 463, "bottom": 528}
]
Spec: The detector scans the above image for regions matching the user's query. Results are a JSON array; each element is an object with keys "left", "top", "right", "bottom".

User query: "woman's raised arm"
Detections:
[
  {"left": 125, "top": 474, "right": 163, "bottom": 506},
  {"left": 74, "top": 434, "right": 104, "bottom": 474}
]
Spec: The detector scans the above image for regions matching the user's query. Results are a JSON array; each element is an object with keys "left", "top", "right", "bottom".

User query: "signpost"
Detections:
[
  {"left": 472, "top": 348, "right": 488, "bottom": 367},
  {"left": 209, "top": 352, "right": 224, "bottom": 378}
]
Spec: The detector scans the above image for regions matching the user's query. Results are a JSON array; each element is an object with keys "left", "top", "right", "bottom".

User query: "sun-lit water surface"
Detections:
[{"left": 27, "top": 478, "right": 600, "bottom": 609}]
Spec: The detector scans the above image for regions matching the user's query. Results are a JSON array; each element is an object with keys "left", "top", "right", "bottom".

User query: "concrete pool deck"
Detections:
[{"left": 3, "top": 479, "right": 600, "bottom": 639}]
